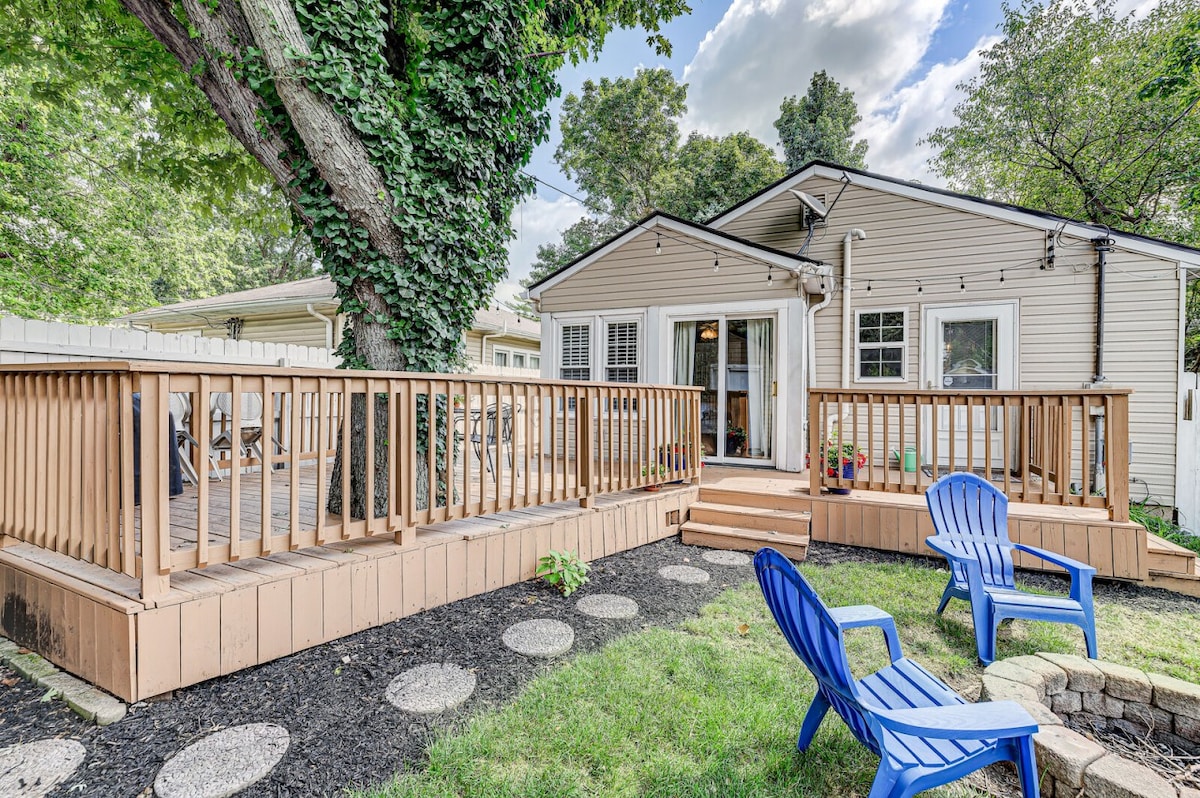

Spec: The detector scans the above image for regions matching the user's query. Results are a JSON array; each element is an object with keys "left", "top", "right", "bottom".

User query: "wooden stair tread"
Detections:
[
  {"left": 689, "top": 501, "right": 811, "bottom": 522},
  {"left": 681, "top": 521, "right": 810, "bottom": 544},
  {"left": 1146, "top": 534, "right": 1198, "bottom": 557}
]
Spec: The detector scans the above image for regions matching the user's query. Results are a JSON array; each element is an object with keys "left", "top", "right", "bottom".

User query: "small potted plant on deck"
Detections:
[
  {"left": 725, "top": 421, "right": 747, "bottom": 457},
  {"left": 641, "top": 463, "right": 668, "bottom": 491},
  {"left": 823, "top": 435, "right": 866, "bottom": 496}
]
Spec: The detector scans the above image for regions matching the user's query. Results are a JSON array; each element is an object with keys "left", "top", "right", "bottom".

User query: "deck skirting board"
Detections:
[{"left": 0, "top": 486, "right": 696, "bottom": 702}]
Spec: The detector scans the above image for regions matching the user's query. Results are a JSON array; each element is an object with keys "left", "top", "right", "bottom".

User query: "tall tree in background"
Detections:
[
  {"left": 0, "top": 67, "right": 315, "bottom": 321},
  {"left": 774, "top": 70, "right": 868, "bottom": 172},
  {"left": 525, "top": 69, "right": 782, "bottom": 287},
  {"left": 925, "top": 0, "right": 1200, "bottom": 245}
]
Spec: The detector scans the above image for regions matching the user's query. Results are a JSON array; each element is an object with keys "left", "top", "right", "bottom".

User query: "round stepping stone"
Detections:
[
  {"left": 702, "top": 550, "right": 751, "bottom": 567},
  {"left": 154, "top": 723, "right": 289, "bottom": 798},
  {"left": 502, "top": 619, "right": 575, "bottom": 658},
  {"left": 385, "top": 664, "right": 477, "bottom": 714},
  {"left": 575, "top": 594, "right": 639, "bottom": 620},
  {"left": 658, "top": 564, "right": 711, "bottom": 584},
  {"left": 0, "top": 738, "right": 86, "bottom": 798}
]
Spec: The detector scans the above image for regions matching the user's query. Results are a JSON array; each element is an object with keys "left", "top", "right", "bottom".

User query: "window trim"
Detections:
[
  {"left": 854, "top": 307, "right": 909, "bottom": 383},
  {"left": 492, "top": 344, "right": 537, "bottom": 370},
  {"left": 557, "top": 321, "right": 593, "bottom": 381},
  {"left": 601, "top": 316, "right": 641, "bottom": 384}
]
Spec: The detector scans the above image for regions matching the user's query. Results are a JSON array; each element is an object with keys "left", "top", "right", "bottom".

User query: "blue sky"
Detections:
[{"left": 499, "top": 0, "right": 1015, "bottom": 301}]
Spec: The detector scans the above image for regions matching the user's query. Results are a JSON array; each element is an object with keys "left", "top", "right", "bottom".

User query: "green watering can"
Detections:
[{"left": 891, "top": 446, "right": 918, "bottom": 473}]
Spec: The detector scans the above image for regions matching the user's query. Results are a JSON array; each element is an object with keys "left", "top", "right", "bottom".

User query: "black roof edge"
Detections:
[
  {"left": 706, "top": 159, "right": 1200, "bottom": 257},
  {"left": 526, "top": 209, "right": 822, "bottom": 294}
]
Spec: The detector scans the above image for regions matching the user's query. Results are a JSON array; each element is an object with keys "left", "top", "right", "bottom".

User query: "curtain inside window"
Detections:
[
  {"left": 673, "top": 322, "right": 696, "bottom": 385},
  {"left": 746, "top": 319, "right": 773, "bottom": 457}
]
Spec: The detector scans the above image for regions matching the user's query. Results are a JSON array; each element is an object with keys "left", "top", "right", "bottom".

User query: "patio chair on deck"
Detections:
[
  {"left": 754, "top": 547, "right": 1041, "bottom": 798},
  {"left": 470, "top": 403, "right": 516, "bottom": 474},
  {"left": 925, "top": 472, "right": 1097, "bottom": 664},
  {"left": 210, "top": 391, "right": 287, "bottom": 475}
]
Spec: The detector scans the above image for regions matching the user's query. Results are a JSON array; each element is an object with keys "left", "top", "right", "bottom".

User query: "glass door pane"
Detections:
[
  {"left": 940, "top": 319, "right": 997, "bottom": 389},
  {"left": 726, "top": 318, "right": 774, "bottom": 460},
  {"left": 673, "top": 320, "right": 720, "bottom": 457}
]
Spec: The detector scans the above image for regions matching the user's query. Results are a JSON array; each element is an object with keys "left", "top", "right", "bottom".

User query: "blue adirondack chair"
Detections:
[
  {"left": 925, "top": 473, "right": 1098, "bottom": 665},
  {"left": 754, "top": 547, "right": 1041, "bottom": 798}
]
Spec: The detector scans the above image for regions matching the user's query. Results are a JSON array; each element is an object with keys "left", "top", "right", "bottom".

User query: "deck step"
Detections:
[
  {"left": 698, "top": 486, "right": 813, "bottom": 513},
  {"left": 681, "top": 521, "right": 810, "bottom": 561},
  {"left": 1146, "top": 534, "right": 1199, "bottom": 576},
  {"left": 688, "top": 501, "right": 811, "bottom": 535}
]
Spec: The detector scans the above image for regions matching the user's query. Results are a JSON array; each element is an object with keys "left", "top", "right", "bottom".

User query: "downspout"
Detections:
[
  {"left": 306, "top": 304, "right": 335, "bottom": 350},
  {"left": 841, "top": 229, "right": 868, "bottom": 389},
  {"left": 806, "top": 277, "right": 834, "bottom": 389},
  {"left": 1092, "top": 236, "right": 1112, "bottom": 384},
  {"left": 479, "top": 321, "right": 508, "bottom": 369}
]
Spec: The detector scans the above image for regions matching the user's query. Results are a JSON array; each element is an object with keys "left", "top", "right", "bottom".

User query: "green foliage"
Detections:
[
  {"left": 1131, "top": 502, "right": 1200, "bottom": 554},
  {"left": 535, "top": 549, "right": 591, "bottom": 596},
  {"left": 0, "top": 67, "right": 313, "bottom": 321},
  {"left": 526, "top": 69, "right": 782, "bottom": 287},
  {"left": 1187, "top": 275, "right": 1200, "bottom": 373},
  {"left": 774, "top": 70, "right": 868, "bottom": 171},
  {"left": 925, "top": 0, "right": 1200, "bottom": 245}
]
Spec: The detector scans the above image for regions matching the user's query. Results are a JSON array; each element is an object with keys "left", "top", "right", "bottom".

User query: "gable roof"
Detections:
[
  {"left": 524, "top": 211, "right": 822, "bottom": 299},
  {"left": 708, "top": 160, "right": 1200, "bottom": 265}
]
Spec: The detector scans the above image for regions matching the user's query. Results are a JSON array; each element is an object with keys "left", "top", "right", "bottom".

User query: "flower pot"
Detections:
[
  {"left": 829, "top": 460, "right": 855, "bottom": 495},
  {"left": 644, "top": 484, "right": 662, "bottom": 492}
]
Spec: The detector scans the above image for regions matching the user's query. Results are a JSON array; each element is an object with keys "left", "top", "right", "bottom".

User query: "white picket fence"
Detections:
[{"left": 0, "top": 315, "right": 339, "bottom": 368}]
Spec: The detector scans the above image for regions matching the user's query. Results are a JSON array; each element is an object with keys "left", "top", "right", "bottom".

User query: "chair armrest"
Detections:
[
  {"left": 1014, "top": 543, "right": 1095, "bottom": 603},
  {"left": 1013, "top": 544, "right": 1095, "bottom": 576},
  {"left": 925, "top": 538, "right": 987, "bottom": 586},
  {"left": 870, "top": 700, "right": 1039, "bottom": 740},
  {"left": 829, "top": 605, "right": 903, "bottom": 663}
]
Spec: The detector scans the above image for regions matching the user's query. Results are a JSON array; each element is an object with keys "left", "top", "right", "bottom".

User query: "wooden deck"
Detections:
[
  {"left": 1, "top": 482, "right": 697, "bottom": 701},
  {"left": 700, "top": 466, "right": 1177, "bottom": 583}
]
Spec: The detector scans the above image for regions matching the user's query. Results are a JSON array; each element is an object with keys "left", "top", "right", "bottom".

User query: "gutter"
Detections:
[
  {"left": 479, "top": 321, "right": 508, "bottom": 368},
  {"left": 1092, "top": 236, "right": 1113, "bottom": 384}
]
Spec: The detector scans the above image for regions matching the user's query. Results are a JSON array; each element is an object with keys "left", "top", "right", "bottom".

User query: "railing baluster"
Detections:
[
  {"left": 197, "top": 375, "right": 211, "bottom": 566},
  {"left": 229, "top": 375, "right": 243, "bottom": 560},
  {"left": 290, "top": 377, "right": 302, "bottom": 544}
]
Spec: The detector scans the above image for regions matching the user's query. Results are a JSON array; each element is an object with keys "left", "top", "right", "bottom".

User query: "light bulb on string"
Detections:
[
  {"left": 1000, "top": 269, "right": 1006, "bottom": 285},
  {"left": 959, "top": 276, "right": 966, "bottom": 293},
  {"left": 656, "top": 233, "right": 661, "bottom": 255},
  {"left": 713, "top": 253, "right": 720, "bottom": 273},
  {"left": 866, "top": 280, "right": 872, "bottom": 295},
  {"left": 767, "top": 266, "right": 774, "bottom": 287},
  {"left": 917, "top": 280, "right": 923, "bottom": 296}
]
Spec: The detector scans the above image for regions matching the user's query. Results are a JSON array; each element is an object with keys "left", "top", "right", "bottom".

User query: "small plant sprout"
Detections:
[{"left": 536, "top": 549, "right": 590, "bottom": 596}]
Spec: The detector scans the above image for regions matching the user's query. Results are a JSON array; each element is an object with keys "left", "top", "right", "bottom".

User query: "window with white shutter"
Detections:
[
  {"left": 605, "top": 321, "right": 639, "bottom": 383},
  {"left": 560, "top": 324, "right": 591, "bottom": 380}
]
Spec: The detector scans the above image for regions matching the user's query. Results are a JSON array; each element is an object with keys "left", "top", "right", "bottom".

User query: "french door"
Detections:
[
  {"left": 671, "top": 315, "right": 776, "bottom": 465},
  {"left": 922, "top": 302, "right": 1018, "bottom": 474}
]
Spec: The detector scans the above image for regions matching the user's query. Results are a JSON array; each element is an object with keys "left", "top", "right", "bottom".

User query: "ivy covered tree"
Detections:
[
  {"left": 80, "top": 0, "right": 682, "bottom": 374},
  {"left": 925, "top": 0, "right": 1200, "bottom": 245},
  {"left": 525, "top": 69, "right": 782, "bottom": 287},
  {"left": 774, "top": 70, "right": 868, "bottom": 172}
]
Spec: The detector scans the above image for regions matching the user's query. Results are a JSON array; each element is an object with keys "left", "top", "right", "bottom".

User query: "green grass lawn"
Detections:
[{"left": 359, "top": 557, "right": 1200, "bottom": 798}]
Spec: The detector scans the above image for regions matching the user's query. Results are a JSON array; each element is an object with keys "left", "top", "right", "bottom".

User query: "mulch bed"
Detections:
[{"left": 3, "top": 537, "right": 1199, "bottom": 797}]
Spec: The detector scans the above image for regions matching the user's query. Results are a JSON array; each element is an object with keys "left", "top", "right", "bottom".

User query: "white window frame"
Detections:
[
  {"left": 492, "top": 349, "right": 509, "bottom": 367},
  {"left": 557, "top": 321, "right": 593, "bottom": 381},
  {"left": 601, "top": 316, "right": 642, "bottom": 384},
  {"left": 492, "top": 345, "right": 537, "bottom": 370},
  {"left": 854, "top": 307, "right": 909, "bottom": 383}
]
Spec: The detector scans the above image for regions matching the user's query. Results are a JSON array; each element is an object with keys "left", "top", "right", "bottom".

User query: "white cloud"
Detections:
[
  {"left": 499, "top": 192, "right": 587, "bottom": 302},
  {"left": 857, "top": 35, "right": 998, "bottom": 183},
  {"left": 681, "top": 0, "right": 949, "bottom": 148}
]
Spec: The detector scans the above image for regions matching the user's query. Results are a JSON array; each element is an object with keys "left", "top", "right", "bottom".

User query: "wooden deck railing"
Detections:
[
  {"left": 807, "top": 388, "right": 1131, "bottom": 521},
  {"left": 0, "top": 362, "right": 701, "bottom": 600}
]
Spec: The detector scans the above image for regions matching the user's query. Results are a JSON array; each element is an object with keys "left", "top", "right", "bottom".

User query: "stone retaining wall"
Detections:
[{"left": 980, "top": 654, "right": 1200, "bottom": 798}]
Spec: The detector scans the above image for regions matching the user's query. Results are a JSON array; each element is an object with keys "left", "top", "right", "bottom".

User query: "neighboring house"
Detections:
[
  {"left": 526, "top": 161, "right": 1200, "bottom": 525},
  {"left": 125, "top": 276, "right": 542, "bottom": 374}
]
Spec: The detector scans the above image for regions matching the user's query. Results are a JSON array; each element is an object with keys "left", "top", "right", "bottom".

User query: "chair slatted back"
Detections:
[
  {"left": 754, "top": 548, "right": 878, "bottom": 754},
  {"left": 925, "top": 473, "right": 1015, "bottom": 590}
]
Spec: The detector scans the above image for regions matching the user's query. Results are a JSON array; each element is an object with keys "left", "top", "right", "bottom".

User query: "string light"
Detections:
[
  {"left": 655, "top": 233, "right": 661, "bottom": 255},
  {"left": 959, "top": 276, "right": 966, "bottom": 293},
  {"left": 917, "top": 280, "right": 923, "bottom": 295},
  {"left": 866, "top": 280, "right": 872, "bottom": 295},
  {"left": 713, "top": 253, "right": 720, "bottom": 273},
  {"left": 1000, "top": 269, "right": 1006, "bottom": 285},
  {"left": 767, "top": 266, "right": 774, "bottom": 287}
]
